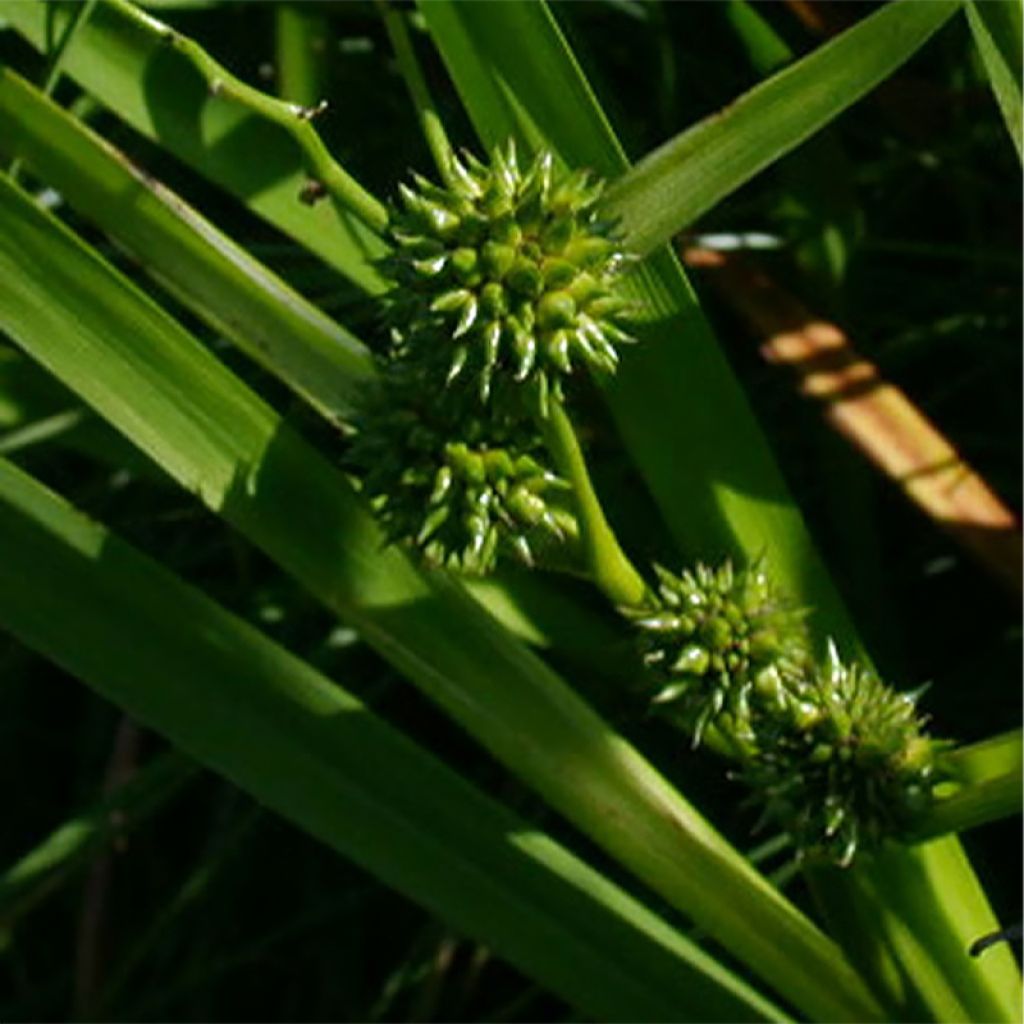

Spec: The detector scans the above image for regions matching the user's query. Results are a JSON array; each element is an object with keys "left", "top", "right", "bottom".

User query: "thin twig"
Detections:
[{"left": 8, "top": 0, "right": 99, "bottom": 183}]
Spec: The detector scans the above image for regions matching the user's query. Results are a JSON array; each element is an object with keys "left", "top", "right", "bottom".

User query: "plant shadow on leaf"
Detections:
[
  {"left": 139, "top": 28, "right": 380, "bottom": 270},
  {"left": 0, "top": 451, "right": 786, "bottom": 1024},
  {"left": 197, "top": 424, "right": 862, "bottom": 1024},
  {"left": 137, "top": 14, "right": 302, "bottom": 203}
]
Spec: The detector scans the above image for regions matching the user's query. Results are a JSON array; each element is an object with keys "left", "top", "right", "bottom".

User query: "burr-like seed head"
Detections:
[
  {"left": 625, "top": 559, "right": 812, "bottom": 747},
  {"left": 742, "top": 641, "right": 938, "bottom": 866},
  {"left": 383, "top": 141, "right": 635, "bottom": 413},
  {"left": 347, "top": 375, "right": 574, "bottom": 574}
]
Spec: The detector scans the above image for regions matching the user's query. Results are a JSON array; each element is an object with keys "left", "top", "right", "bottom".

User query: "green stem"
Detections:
[
  {"left": 908, "top": 730, "right": 1022, "bottom": 842},
  {"left": 538, "top": 400, "right": 648, "bottom": 608},
  {"left": 109, "top": 0, "right": 388, "bottom": 235},
  {"left": 8, "top": 0, "right": 99, "bottom": 183},
  {"left": 275, "top": 4, "right": 328, "bottom": 108},
  {"left": 945, "top": 728, "right": 1023, "bottom": 785},
  {"left": 810, "top": 837, "right": 1023, "bottom": 1022},
  {"left": 378, "top": 1, "right": 456, "bottom": 187}
]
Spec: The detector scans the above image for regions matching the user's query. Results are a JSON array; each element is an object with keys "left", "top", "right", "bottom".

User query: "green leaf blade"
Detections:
[
  {"left": 0, "top": 456, "right": 781, "bottom": 1024},
  {"left": 0, "top": 0, "right": 389, "bottom": 289},
  {"left": 0, "top": 66, "right": 376, "bottom": 423},
  {"left": 965, "top": 0, "right": 1024, "bottom": 159},
  {"left": 0, "top": 169, "right": 879, "bottom": 1024},
  {"left": 603, "top": 0, "right": 961, "bottom": 255}
]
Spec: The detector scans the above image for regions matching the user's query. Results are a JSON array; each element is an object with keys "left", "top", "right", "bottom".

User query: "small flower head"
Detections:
[
  {"left": 347, "top": 377, "right": 575, "bottom": 574},
  {"left": 625, "top": 559, "right": 811, "bottom": 746},
  {"left": 744, "top": 642, "right": 937, "bottom": 866},
  {"left": 383, "top": 141, "right": 634, "bottom": 412}
]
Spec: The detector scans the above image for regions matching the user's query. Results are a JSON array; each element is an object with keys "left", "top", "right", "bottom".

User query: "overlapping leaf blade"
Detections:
[
  {"left": 0, "top": 0, "right": 387, "bottom": 290},
  {"left": 0, "top": 65, "right": 374, "bottom": 423},
  {"left": 0, "top": 456, "right": 780, "bottom": 1024},
  {"left": 602, "top": 0, "right": 961, "bottom": 254},
  {"left": 0, "top": 171, "right": 880, "bottom": 1022},
  {"left": 965, "top": 0, "right": 1023, "bottom": 159},
  {"left": 417, "top": 3, "right": 1021, "bottom": 1021}
]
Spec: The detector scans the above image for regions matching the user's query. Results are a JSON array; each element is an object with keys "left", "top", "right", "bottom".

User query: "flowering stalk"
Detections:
[
  {"left": 349, "top": 133, "right": 943, "bottom": 869},
  {"left": 537, "top": 400, "right": 648, "bottom": 606},
  {"left": 377, "top": 1, "right": 455, "bottom": 192},
  {"left": 626, "top": 559, "right": 939, "bottom": 866},
  {"left": 350, "top": 140, "right": 642, "bottom": 595}
]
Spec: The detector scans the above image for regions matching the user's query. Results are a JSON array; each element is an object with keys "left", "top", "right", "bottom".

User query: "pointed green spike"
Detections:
[
  {"left": 446, "top": 346, "right": 469, "bottom": 385},
  {"left": 429, "top": 465, "right": 454, "bottom": 506},
  {"left": 417, "top": 504, "right": 450, "bottom": 545},
  {"left": 547, "top": 330, "right": 572, "bottom": 373},
  {"left": 431, "top": 288, "right": 472, "bottom": 313},
  {"left": 672, "top": 644, "right": 711, "bottom": 676},
  {"left": 452, "top": 294, "right": 479, "bottom": 338}
]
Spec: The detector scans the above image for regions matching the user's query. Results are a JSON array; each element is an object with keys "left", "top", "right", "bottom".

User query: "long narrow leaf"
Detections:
[
  {"left": 603, "top": 0, "right": 961, "bottom": 255},
  {"left": 910, "top": 730, "right": 1024, "bottom": 842},
  {"left": 0, "top": 752, "right": 199, "bottom": 927},
  {"left": 0, "top": 171, "right": 882, "bottom": 1023},
  {"left": 0, "top": 0, "right": 388, "bottom": 291},
  {"left": 723, "top": 0, "right": 862, "bottom": 290},
  {"left": 965, "top": 0, "right": 1023, "bottom": 159},
  {"left": 0, "top": 66, "right": 374, "bottom": 424},
  {"left": 0, "top": 456, "right": 779, "bottom": 1024}
]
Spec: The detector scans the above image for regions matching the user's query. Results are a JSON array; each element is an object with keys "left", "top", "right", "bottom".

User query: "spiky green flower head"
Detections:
[
  {"left": 347, "top": 376, "right": 576, "bottom": 574},
  {"left": 625, "top": 560, "right": 812, "bottom": 747},
  {"left": 383, "top": 140, "right": 634, "bottom": 412},
  {"left": 743, "top": 642, "right": 937, "bottom": 867}
]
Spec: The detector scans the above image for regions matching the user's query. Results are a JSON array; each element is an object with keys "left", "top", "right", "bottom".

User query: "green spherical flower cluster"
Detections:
[
  {"left": 625, "top": 558, "right": 938, "bottom": 865},
  {"left": 743, "top": 643, "right": 936, "bottom": 866},
  {"left": 348, "top": 379, "right": 575, "bottom": 574},
  {"left": 625, "top": 560, "right": 811, "bottom": 746},
  {"left": 350, "top": 142, "right": 632, "bottom": 574},
  {"left": 383, "top": 141, "right": 634, "bottom": 411}
]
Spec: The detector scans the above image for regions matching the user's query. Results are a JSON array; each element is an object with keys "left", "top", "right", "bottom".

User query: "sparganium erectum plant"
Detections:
[
  {"left": 624, "top": 560, "right": 813, "bottom": 747},
  {"left": 348, "top": 370, "right": 577, "bottom": 573},
  {"left": 1, "top": 0, "right": 1019, "bottom": 1020},
  {"left": 382, "top": 142, "right": 634, "bottom": 411},
  {"left": 350, "top": 141, "right": 635, "bottom": 574},
  {"left": 353, "top": 138, "right": 944, "bottom": 868},
  {"left": 741, "top": 644, "right": 938, "bottom": 866}
]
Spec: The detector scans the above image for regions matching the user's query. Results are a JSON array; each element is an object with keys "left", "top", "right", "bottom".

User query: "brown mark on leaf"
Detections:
[{"left": 299, "top": 179, "right": 328, "bottom": 206}]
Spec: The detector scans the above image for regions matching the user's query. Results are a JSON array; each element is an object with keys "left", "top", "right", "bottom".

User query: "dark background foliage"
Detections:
[{"left": 1, "top": 2, "right": 1019, "bottom": 1019}]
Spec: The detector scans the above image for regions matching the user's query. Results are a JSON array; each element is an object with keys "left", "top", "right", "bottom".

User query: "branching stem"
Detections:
[
  {"left": 538, "top": 400, "right": 649, "bottom": 609},
  {"left": 108, "top": 0, "right": 389, "bottom": 235}
]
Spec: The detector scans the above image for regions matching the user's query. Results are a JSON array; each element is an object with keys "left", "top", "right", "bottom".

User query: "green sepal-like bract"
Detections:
[
  {"left": 348, "top": 375, "right": 576, "bottom": 575},
  {"left": 743, "top": 642, "right": 937, "bottom": 867},
  {"left": 383, "top": 141, "right": 634, "bottom": 411},
  {"left": 625, "top": 560, "right": 812, "bottom": 747}
]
